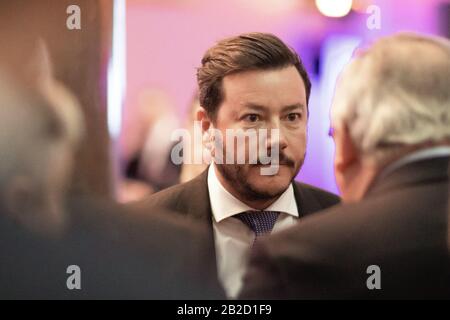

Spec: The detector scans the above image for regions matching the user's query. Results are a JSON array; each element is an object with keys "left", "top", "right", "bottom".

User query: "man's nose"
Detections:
[{"left": 264, "top": 120, "right": 288, "bottom": 151}]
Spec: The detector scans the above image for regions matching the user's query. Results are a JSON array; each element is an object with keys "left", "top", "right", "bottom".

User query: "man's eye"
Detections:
[
  {"left": 243, "top": 114, "right": 260, "bottom": 122},
  {"left": 286, "top": 113, "right": 301, "bottom": 121}
]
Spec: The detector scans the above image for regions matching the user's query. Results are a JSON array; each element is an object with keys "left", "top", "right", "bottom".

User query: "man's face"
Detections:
[{"left": 211, "top": 66, "right": 307, "bottom": 201}]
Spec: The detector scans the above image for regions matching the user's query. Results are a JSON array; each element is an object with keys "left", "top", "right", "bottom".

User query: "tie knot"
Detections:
[{"left": 234, "top": 210, "right": 280, "bottom": 238}]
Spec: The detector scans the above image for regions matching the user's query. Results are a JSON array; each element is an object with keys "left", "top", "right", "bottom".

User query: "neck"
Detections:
[
  {"left": 342, "top": 162, "right": 379, "bottom": 203},
  {"left": 240, "top": 197, "right": 279, "bottom": 211}
]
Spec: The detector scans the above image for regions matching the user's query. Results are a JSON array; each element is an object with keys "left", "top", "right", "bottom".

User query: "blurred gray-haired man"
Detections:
[
  {"left": 0, "top": 68, "right": 82, "bottom": 236},
  {"left": 0, "top": 57, "right": 223, "bottom": 299}
]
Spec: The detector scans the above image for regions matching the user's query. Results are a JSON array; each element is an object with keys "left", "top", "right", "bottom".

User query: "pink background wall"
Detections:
[{"left": 123, "top": 0, "right": 449, "bottom": 193}]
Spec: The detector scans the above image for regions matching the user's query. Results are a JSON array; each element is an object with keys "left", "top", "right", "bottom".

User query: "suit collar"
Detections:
[
  {"left": 183, "top": 168, "right": 212, "bottom": 222},
  {"left": 367, "top": 156, "right": 450, "bottom": 197},
  {"left": 377, "top": 146, "right": 450, "bottom": 182},
  {"left": 183, "top": 166, "right": 326, "bottom": 220},
  {"left": 207, "top": 164, "right": 299, "bottom": 222},
  {"left": 292, "top": 181, "right": 325, "bottom": 217}
]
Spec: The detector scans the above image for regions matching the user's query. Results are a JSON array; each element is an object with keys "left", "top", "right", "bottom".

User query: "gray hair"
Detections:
[{"left": 331, "top": 32, "right": 450, "bottom": 164}]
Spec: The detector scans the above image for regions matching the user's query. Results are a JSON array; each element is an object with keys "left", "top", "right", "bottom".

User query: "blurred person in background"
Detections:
[
  {"left": 179, "top": 92, "right": 209, "bottom": 183},
  {"left": 240, "top": 33, "right": 450, "bottom": 299},
  {"left": 135, "top": 32, "right": 340, "bottom": 298},
  {"left": 0, "top": 43, "right": 83, "bottom": 237},
  {"left": 0, "top": 52, "right": 85, "bottom": 297},
  {"left": 119, "top": 88, "right": 181, "bottom": 203}
]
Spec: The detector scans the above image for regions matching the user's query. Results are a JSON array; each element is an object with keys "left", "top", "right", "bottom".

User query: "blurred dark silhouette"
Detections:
[
  {"left": 0, "top": 64, "right": 223, "bottom": 299},
  {"left": 0, "top": 1, "right": 224, "bottom": 299}
]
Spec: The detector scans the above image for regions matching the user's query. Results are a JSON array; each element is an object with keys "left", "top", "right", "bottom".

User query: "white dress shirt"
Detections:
[{"left": 207, "top": 164, "right": 300, "bottom": 298}]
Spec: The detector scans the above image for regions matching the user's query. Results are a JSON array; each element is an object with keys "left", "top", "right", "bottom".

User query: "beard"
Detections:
[{"left": 215, "top": 151, "right": 305, "bottom": 203}]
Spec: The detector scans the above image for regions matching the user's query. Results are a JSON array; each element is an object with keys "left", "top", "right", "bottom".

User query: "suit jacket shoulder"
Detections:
[
  {"left": 240, "top": 157, "right": 450, "bottom": 299},
  {"left": 131, "top": 169, "right": 211, "bottom": 222},
  {"left": 0, "top": 195, "right": 224, "bottom": 299}
]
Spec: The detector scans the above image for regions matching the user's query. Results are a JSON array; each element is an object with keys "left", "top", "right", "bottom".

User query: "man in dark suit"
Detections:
[
  {"left": 239, "top": 33, "right": 450, "bottom": 299},
  {"left": 135, "top": 33, "right": 340, "bottom": 298}
]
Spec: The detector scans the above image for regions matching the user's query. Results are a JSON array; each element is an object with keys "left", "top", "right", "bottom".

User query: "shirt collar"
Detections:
[{"left": 207, "top": 164, "right": 299, "bottom": 223}]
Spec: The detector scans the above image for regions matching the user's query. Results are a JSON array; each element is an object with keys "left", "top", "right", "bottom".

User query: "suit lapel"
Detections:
[
  {"left": 185, "top": 171, "right": 323, "bottom": 221},
  {"left": 292, "top": 182, "right": 323, "bottom": 218},
  {"left": 179, "top": 168, "right": 218, "bottom": 264},
  {"left": 181, "top": 168, "right": 213, "bottom": 223}
]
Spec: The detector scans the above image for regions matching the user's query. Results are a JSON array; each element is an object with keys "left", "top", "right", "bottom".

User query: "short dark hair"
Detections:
[{"left": 197, "top": 32, "right": 311, "bottom": 118}]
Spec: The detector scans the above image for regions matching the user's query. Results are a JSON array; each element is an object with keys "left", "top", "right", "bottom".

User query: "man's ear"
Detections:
[
  {"left": 196, "top": 107, "right": 213, "bottom": 133},
  {"left": 334, "top": 124, "right": 359, "bottom": 175},
  {"left": 3, "top": 175, "right": 38, "bottom": 227},
  {"left": 197, "top": 107, "right": 217, "bottom": 157}
]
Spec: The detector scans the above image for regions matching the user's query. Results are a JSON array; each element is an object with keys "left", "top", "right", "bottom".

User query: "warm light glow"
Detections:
[
  {"left": 315, "top": 0, "right": 353, "bottom": 18},
  {"left": 237, "top": 0, "right": 299, "bottom": 16}
]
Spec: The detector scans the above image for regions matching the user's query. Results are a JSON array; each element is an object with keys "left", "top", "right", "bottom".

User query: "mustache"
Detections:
[{"left": 254, "top": 152, "right": 295, "bottom": 167}]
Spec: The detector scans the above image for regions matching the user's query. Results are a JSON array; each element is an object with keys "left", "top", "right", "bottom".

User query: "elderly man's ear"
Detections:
[
  {"left": 334, "top": 124, "right": 380, "bottom": 202},
  {"left": 334, "top": 124, "right": 358, "bottom": 176},
  {"left": 333, "top": 124, "right": 363, "bottom": 202}
]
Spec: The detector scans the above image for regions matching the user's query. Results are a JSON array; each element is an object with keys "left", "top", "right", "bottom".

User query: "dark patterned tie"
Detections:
[{"left": 235, "top": 210, "right": 280, "bottom": 243}]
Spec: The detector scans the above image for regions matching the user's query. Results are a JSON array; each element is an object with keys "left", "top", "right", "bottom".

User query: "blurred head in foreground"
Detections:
[
  {"left": 0, "top": 43, "right": 83, "bottom": 236},
  {"left": 331, "top": 33, "right": 450, "bottom": 203}
]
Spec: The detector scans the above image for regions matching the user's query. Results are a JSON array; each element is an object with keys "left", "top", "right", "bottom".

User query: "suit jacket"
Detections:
[
  {"left": 133, "top": 168, "right": 340, "bottom": 267},
  {"left": 0, "top": 196, "right": 224, "bottom": 299},
  {"left": 239, "top": 157, "right": 450, "bottom": 299}
]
